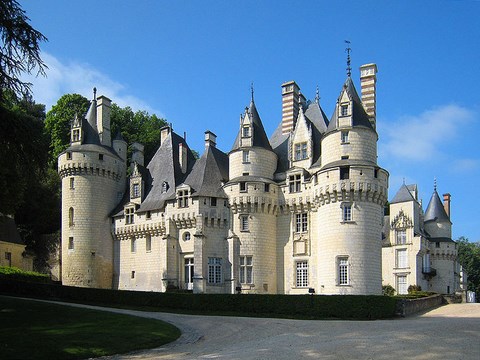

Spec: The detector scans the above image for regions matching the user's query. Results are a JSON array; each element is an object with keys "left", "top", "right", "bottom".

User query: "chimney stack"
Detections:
[
  {"left": 96, "top": 95, "right": 112, "bottom": 146},
  {"left": 443, "top": 193, "right": 451, "bottom": 218},
  {"left": 160, "top": 125, "right": 170, "bottom": 146},
  {"left": 179, "top": 143, "right": 188, "bottom": 174},
  {"left": 281, "top": 81, "right": 300, "bottom": 134},
  {"left": 359, "top": 63, "right": 377, "bottom": 129},
  {"left": 205, "top": 130, "right": 217, "bottom": 149}
]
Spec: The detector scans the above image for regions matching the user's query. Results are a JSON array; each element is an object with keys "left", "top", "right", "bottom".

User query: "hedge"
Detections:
[
  {"left": 0, "top": 279, "right": 398, "bottom": 320},
  {"left": 0, "top": 266, "right": 51, "bottom": 283}
]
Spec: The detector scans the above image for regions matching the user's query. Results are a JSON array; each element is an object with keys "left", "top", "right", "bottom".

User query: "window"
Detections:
[
  {"left": 294, "top": 142, "right": 308, "bottom": 161},
  {"left": 183, "top": 232, "right": 191, "bottom": 241},
  {"left": 240, "top": 182, "right": 247, "bottom": 192},
  {"left": 341, "top": 155, "right": 349, "bottom": 160},
  {"left": 131, "top": 271, "right": 135, "bottom": 279},
  {"left": 210, "top": 197, "right": 217, "bottom": 206},
  {"left": 289, "top": 174, "right": 301, "bottom": 193},
  {"left": 132, "top": 183, "right": 140, "bottom": 198},
  {"left": 146, "top": 234, "right": 151, "bottom": 252},
  {"left": 68, "top": 237, "right": 74, "bottom": 250},
  {"left": 185, "top": 258, "right": 194, "bottom": 289},
  {"left": 125, "top": 207, "right": 134, "bottom": 224},
  {"left": 240, "top": 215, "right": 249, "bottom": 232},
  {"left": 264, "top": 183, "right": 270, "bottom": 192},
  {"left": 208, "top": 257, "right": 222, "bottom": 284},
  {"left": 99, "top": 154, "right": 104, "bottom": 161},
  {"left": 72, "top": 129, "right": 80, "bottom": 142},
  {"left": 240, "top": 256, "right": 253, "bottom": 284},
  {"left": 68, "top": 207, "right": 74, "bottom": 227},
  {"left": 242, "top": 150, "right": 250, "bottom": 163},
  {"left": 396, "top": 249, "right": 407, "bottom": 268},
  {"left": 341, "top": 104, "right": 348, "bottom": 116},
  {"left": 340, "top": 166, "right": 350, "bottom": 180},
  {"left": 397, "top": 275, "right": 407, "bottom": 295},
  {"left": 342, "top": 204, "right": 352, "bottom": 222},
  {"left": 296, "top": 261, "right": 308, "bottom": 287},
  {"left": 66, "top": 152, "right": 72, "bottom": 160},
  {"left": 435, "top": 242, "right": 440, "bottom": 248},
  {"left": 146, "top": 211, "right": 151, "bottom": 220},
  {"left": 242, "top": 126, "right": 250, "bottom": 137},
  {"left": 338, "top": 257, "right": 349, "bottom": 285},
  {"left": 69, "top": 177, "right": 75, "bottom": 189},
  {"left": 162, "top": 181, "right": 168, "bottom": 193},
  {"left": 131, "top": 237, "right": 137, "bottom": 253},
  {"left": 177, "top": 190, "right": 189, "bottom": 208},
  {"left": 396, "top": 230, "right": 407, "bottom": 245},
  {"left": 341, "top": 131, "right": 349, "bottom": 143},
  {"left": 374, "top": 169, "right": 379, "bottom": 178},
  {"left": 295, "top": 213, "right": 308, "bottom": 233}
]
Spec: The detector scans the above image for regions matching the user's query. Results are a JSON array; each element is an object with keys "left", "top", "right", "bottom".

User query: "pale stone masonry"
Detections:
[{"left": 58, "top": 63, "right": 460, "bottom": 295}]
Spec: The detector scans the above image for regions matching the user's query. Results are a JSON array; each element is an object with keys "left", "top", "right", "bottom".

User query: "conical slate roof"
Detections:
[
  {"left": 231, "top": 100, "right": 272, "bottom": 151},
  {"left": 424, "top": 189, "right": 451, "bottom": 223},
  {"left": 184, "top": 145, "right": 229, "bottom": 198},
  {"left": 326, "top": 77, "right": 374, "bottom": 134}
]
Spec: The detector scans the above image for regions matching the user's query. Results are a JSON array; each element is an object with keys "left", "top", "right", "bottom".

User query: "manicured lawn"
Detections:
[{"left": 0, "top": 296, "right": 181, "bottom": 360}]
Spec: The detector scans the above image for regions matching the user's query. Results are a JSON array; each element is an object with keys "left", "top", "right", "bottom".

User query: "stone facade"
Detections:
[{"left": 62, "top": 62, "right": 461, "bottom": 296}]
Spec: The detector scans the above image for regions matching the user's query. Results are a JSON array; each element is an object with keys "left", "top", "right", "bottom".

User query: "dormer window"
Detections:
[
  {"left": 341, "top": 104, "right": 348, "bottom": 117},
  {"left": 132, "top": 183, "right": 140, "bottom": 198},
  {"left": 294, "top": 142, "right": 308, "bottom": 161},
  {"left": 289, "top": 174, "right": 301, "bottom": 193},
  {"left": 162, "top": 181, "right": 169, "bottom": 193},
  {"left": 72, "top": 129, "right": 80, "bottom": 142},
  {"left": 177, "top": 189, "right": 189, "bottom": 208},
  {"left": 125, "top": 207, "right": 135, "bottom": 224},
  {"left": 242, "top": 126, "right": 251, "bottom": 137}
]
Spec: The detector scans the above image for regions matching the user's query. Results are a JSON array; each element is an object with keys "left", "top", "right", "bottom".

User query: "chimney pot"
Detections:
[
  {"left": 443, "top": 193, "right": 451, "bottom": 218},
  {"left": 205, "top": 130, "right": 217, "bottom": 148}
]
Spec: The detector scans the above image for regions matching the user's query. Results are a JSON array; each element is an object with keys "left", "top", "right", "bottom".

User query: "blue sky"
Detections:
[{"left": 23, "top": 1, "right": 479, "bottom": 242}]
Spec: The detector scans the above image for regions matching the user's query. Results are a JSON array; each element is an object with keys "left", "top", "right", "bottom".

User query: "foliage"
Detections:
[
  {"left": 456, "top": 236, "right": 480, "bottom": 296},
  {"left": 0, "top": 280, "right": 399, "bottom": 320},
  {"left": 0, "top": 296, "right": 180, "bottom": 360},
  {"left": 408, "top": 285, "right": 422, "bottom": 293},
  {"left": 110, "top": 103, "right": 167, "bottom": 165},
  {"left": 0, "top": 0, "right": 47, "bottom": 100},
  {"left": 44, "top": 93, "right": 90, "bottom": 166},
  {"left": 0, "top": 92, "right": 48, "bottom": 214},
  {"left": 382, "top": 284, "right": 396, "bottom": 296},
  {"left": 0, "top": 266, "right": 50, "bottom": 283}
]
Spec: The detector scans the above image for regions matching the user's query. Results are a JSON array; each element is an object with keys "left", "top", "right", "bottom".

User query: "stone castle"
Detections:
[{"left": 58, "top": 63, "right": 461, "bottom": 295}]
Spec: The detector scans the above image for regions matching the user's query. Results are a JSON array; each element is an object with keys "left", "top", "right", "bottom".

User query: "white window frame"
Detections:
[
  {"left": 177, "top": 189, "right": 189, "bottom": 208},
  {"left": 295, "top": 213, "right": 308, "bottom": 233},
  {"left": 69, "top": 177, "right": 75, "bottom": 189},
  {"left": 341, "top": 104, "right": 348, "bottom": 116},
  {"left": 131, "top": 237, "right": 137, "bottom": 253},
  {"left": 395, "top": 229, "right": 407, "bottom": 245},
  {"left": 240, "top": 215, "right": 249, "bottom": 232},
  {"left": 289, "top": 174, "right": 301, "bottom": 193},
  {"left": 132, "top": 183, "right": 140, "bottom": 198},
  {"left": 242, "top": 125, "right": 250, "bottom": 137},
  {"left": 208, "top": 257, "right": 222, "bottom": 284},
  {"left": 396, "top": 248, "right": 408, "bottom": 269},
  {"left": 125, "top": 207, "right": 135, "bottom": 224},
  {"left": 341, "top": 203, "right": 352, "bottom": 222},
  {"left": 397, "top": 275, "right": 408, "bottom": 295},
  {"left": 68, "top": 237, "right": 74, "bottom": 250},
  {"left": 242, "top": 150, "right": 250, "bottom": 163},
  {"left": 239, "top": 255, "right": 253, "bottom": 284},
  {"left": 184, "top": 257, "right": 194, "bottom": 289},
  {"left": 338, "top": 257, "right": 349, "bottom": 285},
  {"left": 146, "top": 234, "right": 152, "bottom": 252},
  {"left": 341, "top": 131, "right": 349, "bottom": 143},
  {"left": 295, "top": 261, "right": 308, "bottom": 287}
]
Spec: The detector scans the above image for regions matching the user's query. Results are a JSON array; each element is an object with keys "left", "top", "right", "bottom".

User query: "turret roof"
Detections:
[
  {"left": 326, "top": 77, "right": 374, "bottom": 134},
  {"left": 391, "top": 183, "right": 416, "bottom": 204},
  {"left": 231, "top": 100, "right": 272, "bottom": 152},
  {"left": 424, "top": 189, "right": 451, "bottom": 224}
]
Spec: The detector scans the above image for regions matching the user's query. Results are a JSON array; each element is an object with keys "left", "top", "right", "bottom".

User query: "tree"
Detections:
[
  {"left": 457, "top": 236, "right": 480, "bottom": 296},
  {"left": 0, "top": 0, "right": 47, "bottom": 101},
  {"left": 44, "top": 94, "right": 90, "bottom": 166}
]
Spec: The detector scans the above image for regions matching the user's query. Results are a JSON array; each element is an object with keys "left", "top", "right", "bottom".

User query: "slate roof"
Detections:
[
  {"left": 137, "top": 130, "right": 196, "bottom": 212},
  {"left": 184, "top": 145, "right": 229, "bottom": 198},
  {"left": 326, "top": 77, "right": 374, "bottom": 134},
  {"left": 391, "top": 183, "right": 416, "bottom": 204},
  {"left": 231, "top": 100, "right": 272, "bottom": 152},
  {"left": 424, "top": 190, "right": 451, "bottom": 224}
]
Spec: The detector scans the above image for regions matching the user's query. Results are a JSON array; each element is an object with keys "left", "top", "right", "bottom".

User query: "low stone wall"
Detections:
[{"left": 395, "top": 294, "right": 444, "bottom": 317}]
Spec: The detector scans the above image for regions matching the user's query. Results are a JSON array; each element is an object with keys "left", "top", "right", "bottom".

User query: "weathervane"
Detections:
[
  {"left": 345, "top": 40, "right": 352, "bottom": 77},
  {"left": 93, "top": 87, "right": 97, "bottom": 100},
  {"left": 315, "top": 85, "right": 320, "bottom": 103},
  {"left": 250, "top": 82, "right": 254, "bottom": 102},
  {"left": 434, "top": 177, "right": 437, "bottom": 192}
]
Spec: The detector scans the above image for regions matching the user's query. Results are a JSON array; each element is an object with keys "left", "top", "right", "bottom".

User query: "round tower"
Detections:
[
  {"left": 58, "top": 95, "right": 127, "bottom": 288},
  {"left": 315, "top": 74, "right": 388, "bottom": 295},
  {"left": 225, "top": 98, "right": 279, "bottom": 294}
]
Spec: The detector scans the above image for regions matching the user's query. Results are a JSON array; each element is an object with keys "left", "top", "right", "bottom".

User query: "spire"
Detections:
[
  {"left": 315, "top": 85, "right": 320, "bottom": 104},
  {"left": 93, "top": 87, "right": 97, "bottom": 100},
  {"left": 434, "top": 177, "right": 437, "bottom": 192},
  {"left": 424, "top": 181, "right": 451, "bottom": 223},
  {"left": 345, "top": 40, "right": 352, "bottom": 77},
  {"left": 250, "top": 82, "right": 254, "bottom": 103}
]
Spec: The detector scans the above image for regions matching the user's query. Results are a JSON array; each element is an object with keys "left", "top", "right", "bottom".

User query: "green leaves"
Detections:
[{"left": 457, "top": 236, "right": 480, "bottom": 295}]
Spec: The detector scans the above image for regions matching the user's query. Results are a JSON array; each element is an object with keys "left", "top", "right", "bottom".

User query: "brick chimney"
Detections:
[
  {"left": 443, "top": 193, "right": 451, "bottom": 218},
  {"left": 359, "top": 64, "right": 377, "bottom": 130},
  {"left": 281, "top": 81, "right": 300, "bottom": 134}
]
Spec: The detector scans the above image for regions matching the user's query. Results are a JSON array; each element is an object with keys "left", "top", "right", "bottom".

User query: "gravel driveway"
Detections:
[{"left": 56, "top": 301, "right": 478, "bottom": 360}]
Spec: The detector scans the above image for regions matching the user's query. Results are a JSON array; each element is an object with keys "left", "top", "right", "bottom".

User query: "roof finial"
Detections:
[
  {"left": 315, "top": 85, "right": 320, "bottom": 103},
  {"left": 93, "top": 87, "right": 97, "bottom": 100},
  {"left": 434, "top": 177, "right": 437, "bottom": 192},
  {"left": 250, "top": 82, "right": 254, "bottom": 102},
  {"left": 403, "top": 177, "right": 406, "bottom": 185},
  {"left": 345, "top": 40, "right": 352, "bottom": 77}
]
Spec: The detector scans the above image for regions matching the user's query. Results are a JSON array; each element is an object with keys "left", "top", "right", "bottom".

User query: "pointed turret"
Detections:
[{"left": 424, "top": 182, "right": 452, "bottom": 239}]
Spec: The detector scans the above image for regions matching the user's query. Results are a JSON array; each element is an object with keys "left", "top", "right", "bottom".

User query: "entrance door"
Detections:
[{"left": 184, "top": 258, "right": 194, "bottom": 290}]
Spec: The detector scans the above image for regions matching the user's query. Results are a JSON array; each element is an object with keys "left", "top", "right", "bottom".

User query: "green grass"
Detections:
[{"left": 0, "top": 296, "right": 181, "bottom": 360}]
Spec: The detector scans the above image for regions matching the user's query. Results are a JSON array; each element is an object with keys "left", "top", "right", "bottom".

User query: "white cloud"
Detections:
[
  {"left": 378, "top": 104, "right": 474, "bottom": 162},
  {"left": 23, "top": 52, "right": 163, "bottom": 116}
]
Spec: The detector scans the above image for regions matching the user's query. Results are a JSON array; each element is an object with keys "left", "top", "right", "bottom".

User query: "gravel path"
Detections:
[{"left": 19, "top": 298, "right": 480, "bottom": 360}]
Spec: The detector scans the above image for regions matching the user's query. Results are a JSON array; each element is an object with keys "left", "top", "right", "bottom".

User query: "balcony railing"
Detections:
[{"left": 422, "top": 267, "right": 437, "bottom": 276}]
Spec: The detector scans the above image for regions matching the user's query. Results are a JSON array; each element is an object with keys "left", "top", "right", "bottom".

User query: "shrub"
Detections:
[
  {"left": 382, "top": 284, "right": 396, "bottom": 296},
  {"left": 0, "top": 266, "right": 50, "bottom": 283},
  {"left": 408, "top": 285, "right": 422, "bottom": 294}
]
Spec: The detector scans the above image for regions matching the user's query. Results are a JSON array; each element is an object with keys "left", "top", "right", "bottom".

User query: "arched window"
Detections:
[{"left": 69, "top": 207, "right": 74, "bottom": 227}]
